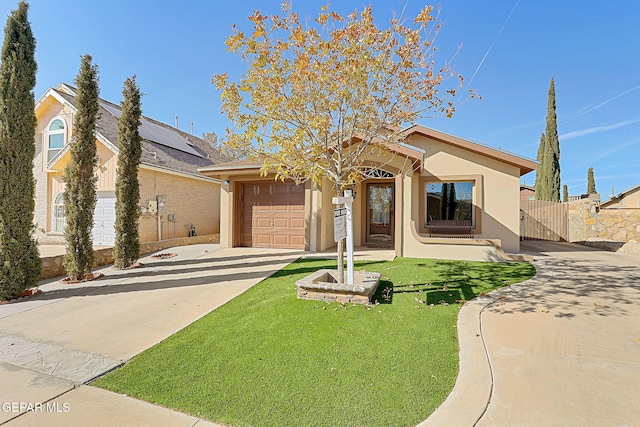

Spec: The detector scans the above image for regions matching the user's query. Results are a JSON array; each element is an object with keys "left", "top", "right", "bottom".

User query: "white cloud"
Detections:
[
  {"left": 559, "top": 119, "right": 640, "bottom": 141},
  {"left": 561, "top": 84, "right": 640, "bottom": 126}
]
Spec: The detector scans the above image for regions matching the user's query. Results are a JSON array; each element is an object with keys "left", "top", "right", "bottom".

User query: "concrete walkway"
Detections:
[
  {"left": 0, "top": 244, "right": 304, "bottom": 426},
  {"left": 423, "top": 241, "right": 640, "bottom": 426}
]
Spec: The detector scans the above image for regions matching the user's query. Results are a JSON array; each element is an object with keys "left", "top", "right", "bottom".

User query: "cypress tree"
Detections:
[
  {"left": 113, "top": 76, "right": 142, "bottom": 269},
  {"left": 63, "top": 55, "right": 99, "bottom": 281},
  {"left": 0, "top": 1, "right": 41, "bottom": 300},
  {"left": 545, "top": 78, "right": 561, "bottom": 202},
  {"left": 534, "top": 132, "right": 548, "bottom": 200},
  {"left": 587, "top": 167, "right": 596, "bottom": 195},
  {"left": 440, "top": 183, "right": 448, "bottom": 220},
  {"left": 448, "top": 184, "right": 456, "bottom": 220},
  {"left": 562, "top": 184, "right": 568, "bottom": 202}
]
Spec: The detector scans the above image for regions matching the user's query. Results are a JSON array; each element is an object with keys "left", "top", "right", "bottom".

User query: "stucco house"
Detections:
[
  {"left": 34, "top": 83, "right": 221, "bottom": 246},
  {"left": 600, "top": 184, "right": 640, "bottom": 209},
  {"left": 199, "top": 125, "right": 537, "bottom": 262},
  {"left": 520, "top": 184, "right": 536, "bottom": 207}
]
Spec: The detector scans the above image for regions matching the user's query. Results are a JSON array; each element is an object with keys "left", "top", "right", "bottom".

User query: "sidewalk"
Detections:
[
  {"left": 423, "top": 241, "right": 640, "bottom": 426},
  {"left": 0, "top": 244, "right": 304, "bottom": 426}
]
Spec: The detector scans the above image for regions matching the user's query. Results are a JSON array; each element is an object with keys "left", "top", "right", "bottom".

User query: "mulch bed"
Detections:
[
  {"left": 112, "top": 262, "right": 145, "bottom": 270},
  {"left": 0, "top": 288, "right": 42, "bottom": 304},
  {"left": 59, "top": 272, "right": 104, "bottom": 284},
  {"left": 150, "top": 253, "right": 177, "bottom": 259}
]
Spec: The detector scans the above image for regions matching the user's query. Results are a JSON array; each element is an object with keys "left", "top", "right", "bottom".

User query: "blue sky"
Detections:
[{"left": 4, "top": 0, "right": 639, "bottom": 198}]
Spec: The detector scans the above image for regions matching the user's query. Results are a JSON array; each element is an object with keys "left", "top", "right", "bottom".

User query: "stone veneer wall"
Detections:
[
  {"left": 597, "top": 209, "right": 640, "bottom": 242},
  {"left": 567, "top": 199, "right": 599, "bottom": 242},
  {"left": 567, "top": 199, "right": 640, "bottom": 256},
  {"left": 40, "top": 234, "right": 219, "bottom": 280}
]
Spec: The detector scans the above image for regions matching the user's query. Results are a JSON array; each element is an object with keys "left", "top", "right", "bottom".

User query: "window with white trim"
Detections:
[
  {"left": 47, "top": 118, "right": 66, "bottom": 163},
  {"left": 52, "top": 192, "right": 66, "bottom": 232}
]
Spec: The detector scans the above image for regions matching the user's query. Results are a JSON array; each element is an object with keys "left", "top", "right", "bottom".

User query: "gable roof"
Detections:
[
  {"left": 600, "top": 183, "right": 640, "bottom": 207},
  {"left": 200, "top": 125, "right": 538, "bottom": 178},
  {"left": 39, "top": 83, "right": 223, "bottom": 180},
  {"left": 402, "top": 125, "right": 537, "bottom": 176}
]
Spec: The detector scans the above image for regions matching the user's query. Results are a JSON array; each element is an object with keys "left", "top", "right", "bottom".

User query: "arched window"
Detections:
[
  {"left": 47, "top": 118, "right": 66, "bottom": 162},
  {"left": 362, "top": 167, "right": 394, "bottom": 179},
  {"left": 52, "top": 191, "right": 66, "bottom": 232}
]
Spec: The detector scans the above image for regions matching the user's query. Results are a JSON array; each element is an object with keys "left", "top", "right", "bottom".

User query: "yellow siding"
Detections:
[
  {"left": 35, "top": 101, "right": 74, "bottom": 173},
  {"left": 95, "top": 144, "right": 117, "bottom": 190}
]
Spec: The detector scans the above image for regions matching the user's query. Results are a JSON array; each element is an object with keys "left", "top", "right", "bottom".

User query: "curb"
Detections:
[{"left": 419, "top": 256, "right": 554, "bottom": 426}]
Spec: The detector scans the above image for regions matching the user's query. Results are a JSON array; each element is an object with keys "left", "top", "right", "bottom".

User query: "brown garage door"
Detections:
[{"left": 240, "top": 182, "right": 305, "bottom": 249}]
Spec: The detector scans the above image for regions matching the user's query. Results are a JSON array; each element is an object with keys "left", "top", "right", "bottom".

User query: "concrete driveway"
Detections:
[
  {"left": 425, "top": 241, "right": 640, "bottom": 426},
  {"left": 0, "top": 244, "right": 304, "bottom": 426}
]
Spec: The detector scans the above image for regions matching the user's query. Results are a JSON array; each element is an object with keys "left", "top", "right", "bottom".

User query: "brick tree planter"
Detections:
[{"left": 296, "top": 269, "right": 381, "bottom": 304}]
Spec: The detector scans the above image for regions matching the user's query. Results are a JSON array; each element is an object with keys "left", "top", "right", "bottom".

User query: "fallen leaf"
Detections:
[{"left": 594, "top": 303, "right": 601, "bottom": 307}]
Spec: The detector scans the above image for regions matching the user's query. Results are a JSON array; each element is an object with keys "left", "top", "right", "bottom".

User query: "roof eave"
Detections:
[{"left": 404, "top": 124, "right": 538, "bottom": 176}]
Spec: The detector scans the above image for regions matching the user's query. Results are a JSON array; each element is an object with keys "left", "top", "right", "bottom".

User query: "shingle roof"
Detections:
[{"left": 53, "top": 84, "right": 223, "bottom": 178}]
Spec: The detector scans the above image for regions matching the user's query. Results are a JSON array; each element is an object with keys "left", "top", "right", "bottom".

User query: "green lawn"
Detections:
[{"left": 93, "top": 257, "right": 535, "bottom": 427}]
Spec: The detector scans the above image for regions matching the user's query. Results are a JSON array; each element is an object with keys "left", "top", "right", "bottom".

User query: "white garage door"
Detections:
[{"left": 93, "top": 192, "right": 116, "bottom": 245}]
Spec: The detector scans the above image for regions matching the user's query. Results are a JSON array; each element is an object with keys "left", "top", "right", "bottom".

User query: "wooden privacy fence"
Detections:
[{"left": 520, "top": 200, "right": 568, "bottom": 241}]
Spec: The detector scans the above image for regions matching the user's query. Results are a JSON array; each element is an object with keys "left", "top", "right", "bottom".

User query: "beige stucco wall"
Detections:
[
  {"left": 403, "top": 134, "right": 523, "bottom": 257},
  {"left": 138, "top": 167, "right": 220, "bottom": 242},
  {"left": 213, "top": 138, "right": 526, "bottom": 261},
  {"left": 603, "top": 187, "right": 640, "bottom": 209}
]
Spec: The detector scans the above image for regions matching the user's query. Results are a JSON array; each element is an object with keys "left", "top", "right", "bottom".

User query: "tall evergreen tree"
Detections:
[
  {"left": 0, "top": 1, "right": 41, "bottom": 300},
  {"left": 63, "top": 55, "right": 99, "bottom": 281},
  {"left": 448, "top": 184, "right": 457, "bottom": 220},
  {"left": 586, "top": 166, "right": 597, "bottom": 194},
  {"left": 534, "top": 78, "right": 561, "bottom": 201},
  {"left": 440, "top": 183, "right": 449, "bottom": 220},
  {"left": 534, "top": 132, "right": 548, "bottom": 200},
  {"left": 113, "top": 76, "right": 142, "bottom": 269},
  {"left": 562, "top": 184, "right": 568, "bottom": 202},
  {"left": 545, "top": 78, "right": 561, "bottom": 201}
]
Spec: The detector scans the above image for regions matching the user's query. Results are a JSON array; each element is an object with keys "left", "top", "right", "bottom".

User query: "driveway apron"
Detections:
[
  {"left": 477, "top": 241, "right": 640, "bottom": 426},
  {"left": 0, "top": 245, "right": 302, "bottom": 426}
]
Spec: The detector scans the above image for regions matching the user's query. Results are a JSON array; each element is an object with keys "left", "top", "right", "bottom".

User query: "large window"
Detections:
[
  {"left": 425, "top": 181, "right": 473, "bottom": 226},
  {"left": 47, "top": 118, "right": 66, "bottom": 163}
]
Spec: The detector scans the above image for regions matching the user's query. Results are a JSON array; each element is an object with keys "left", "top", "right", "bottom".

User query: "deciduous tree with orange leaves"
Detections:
[{"left": 214, "top": 2, "right": 473, "bottom": 279}]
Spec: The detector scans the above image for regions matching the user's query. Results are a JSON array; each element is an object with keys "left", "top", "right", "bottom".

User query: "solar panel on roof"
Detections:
[{"left": 100, "top": 102, "right": 203, "bottom": 158}]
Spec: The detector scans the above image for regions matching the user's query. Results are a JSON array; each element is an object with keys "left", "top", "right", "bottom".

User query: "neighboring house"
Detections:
[
  {"left": 600, "top": 184, "right": 640, "bottom": 209},
  {"left": 199, "top": 125, "right": 537, "bottom": 261},
  {"left": 34, "top": 83, "right": 221, "bottom": 246},
  {"left": 520, "top": 184, "right": 536, "bottom": 207}
]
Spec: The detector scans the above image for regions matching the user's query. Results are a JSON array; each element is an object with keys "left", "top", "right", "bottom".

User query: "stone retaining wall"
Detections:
[
  {"left": 597, "top": 209, "right": 640, "bottom": 242},
  {"left": 40, "top": 234, "right": 220, "bottom": 280},
  {"left": 567, "top": 199, "right": 639, "bottom": 256}
]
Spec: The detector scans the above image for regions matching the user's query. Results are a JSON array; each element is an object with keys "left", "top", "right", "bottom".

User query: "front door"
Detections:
[{"left": 366, "top": 183, "right": 394, "bottom": 246}]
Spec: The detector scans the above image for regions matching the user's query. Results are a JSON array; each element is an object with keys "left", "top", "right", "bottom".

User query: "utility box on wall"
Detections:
[
  {"left": 156, "top": 195, "right": 166, "bottom": 216},
  {"left": 147, "top": 200, "right": 158, "bottom": 214}
]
